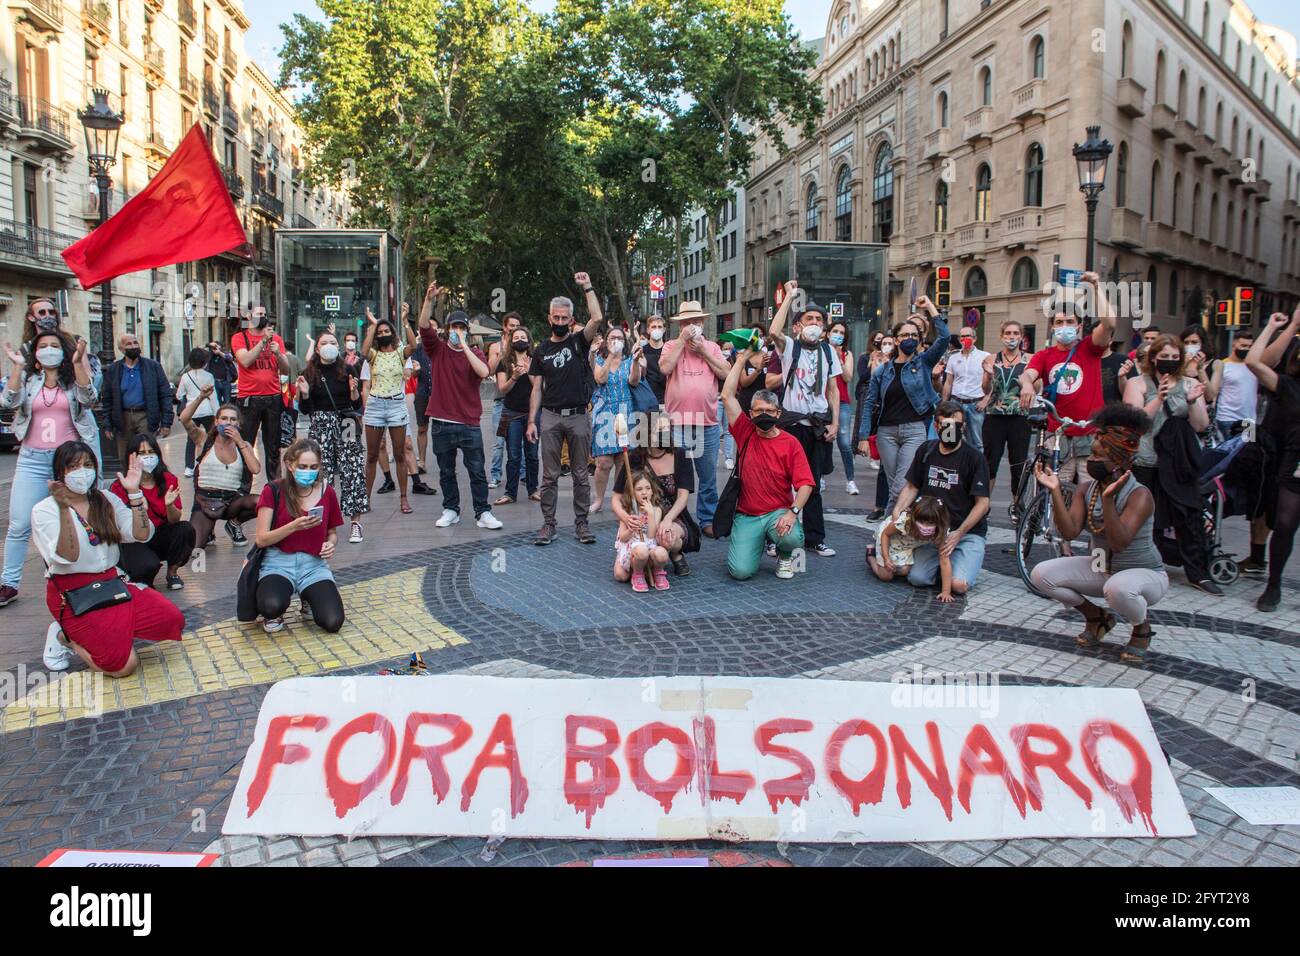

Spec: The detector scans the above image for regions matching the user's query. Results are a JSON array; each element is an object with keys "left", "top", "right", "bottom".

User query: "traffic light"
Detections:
[
  {"left": 1234, "top": 286, "right": 1254, "bottom": 326},
  {"left": 1214, "top": 300, "right": 1234, "bottom": 327},
  {"left": 935, "top": 266, "right": 952, "bottom": 310}
]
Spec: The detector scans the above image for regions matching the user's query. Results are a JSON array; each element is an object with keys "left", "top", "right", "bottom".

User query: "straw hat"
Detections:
[{"left": 668, "top": 299, "right": 713, "bottom": 322}]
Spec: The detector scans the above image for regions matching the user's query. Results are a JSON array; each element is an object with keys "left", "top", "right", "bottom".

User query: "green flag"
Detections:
[{"left": 718, "top": 327, "right": 761, "bottom": 350}]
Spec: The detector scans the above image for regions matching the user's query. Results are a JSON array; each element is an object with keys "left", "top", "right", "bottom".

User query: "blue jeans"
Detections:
[
  {"left": 429, "top": 420, "right": 490, "bottom": 518},
  {"left": 673, "top": 422, "right": 720, "bottom": 527},
  {"left": 956, "top": 401, "right": 985, "bottom": 453},
  {"left": 2, "top": 446, "right": 56, "bottom": 589},
  {"left": 719, "top": 399, "right": 736, "bottom": 463},
  {"left": 504, "top": 414, "right": 539, "bottom": 500},
  {"left": 490, "top": 400, "right": 505, "bottom": 482},
  {"left": 909, "top": 534, "right": 987, "bottom": 589},
  {"left": 836, "top": 401, "right": 855, "bottom": 481}
]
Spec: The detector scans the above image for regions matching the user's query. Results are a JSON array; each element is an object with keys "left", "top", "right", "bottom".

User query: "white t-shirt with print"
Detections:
[{"left": 778, "top": 336, "right": 843, "bottom": 417}]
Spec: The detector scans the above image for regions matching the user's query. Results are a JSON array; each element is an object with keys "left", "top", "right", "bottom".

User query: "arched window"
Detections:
[
  {"left": 1218, "top": 23, "right": 1226, "bottom": 58},
  {"left": 1121, "top": 22, "right": 1133, "bottom": 78},
  {"left": 872, "top": 146, "right": 894, "bottom": 242},
  {"left": 1191, "top": 182, "right": 1201, "bottom": 233},
  {"left": 1024, "top": 143, "right": 1044, "bottom": 207},
  {"left": 1116, "top": 142, "right": 1129, "bottom": 208},
  {"left": 934, "top": 180, "right": 949, "bottom": 232},
  {"left": 1197, "top": 86, "right": 1206, "bottom": 127},
  {"left": 1031, "top": 36, "right": 1045, "bottom": 79},
  {"left": 1171, "top": 172, "right": 1182, "bottom": 229},
  {"left": 965, "top": 267, "right": 988, "bottom": 299},
  {"left": 975, "top": 163, "right": 992, "bottom": 221},
  {"left": 1011, "top": 257, "right": 1039, "bottom": 292},
  {"left": 979, "top": 66, "right": 992, "bottom": 106},
  {"left": 1225, "top": 199, "right": 1235, "bottom": 247},
  {"left": 1177, "top": 70, "right": 1187, "bottom": 114},
  {"left": 1209, "top": 194, "right": 1219, "bottom": 239},
  {"left": 1149, "top": 161, "right": 1162, "bottom": 221},
  {"left": 836, "top": 164, "right": 853, "bottom": 241},
  {"left": 805, "top": 182, "right": 819, "bottom": 240},
  {"left": 1231, "top": 115, "right": 1239, "bottom": 152},
  {"left": 1215, "top": 101, "right": 1223, "bottom": 141},
  {"left": 1169, "top": 271, "right": 1180, "bottom": 319},
  {"left": 938, "top": 91, "right": 949, "bottom": 128},
  {"left": 1201, "top": 3, "right": 1209, "bottom": 39},
  {"left": 1155, "top": 50, "right": 1166, "bottom": 103}
]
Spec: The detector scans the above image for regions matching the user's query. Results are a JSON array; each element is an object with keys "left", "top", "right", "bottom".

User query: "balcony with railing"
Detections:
[
  {"left": 963, "top": 106, "right": 992, "bottom": 143},
  {"left": 293, "top": 214, "right": 316, "bottom": 229},
  {"left": 222, "top": 102, "right": 239, "bottom": 132},
  {"left": 0, "top": 80, "right": 15, "bottom": 122},
  {"left": 178, "top": 0, "right": 196, "bottom": 35},
  {"left": 1110, "top": 207, "right": 1145, "bottom": 249},
  {"left": 223, "top": 42, "right": 237, "bottom": 76},
  {"left": 923, "top": 127, "right": 950, "bottom": 159},
  {"left": 999, "top": 204, "right": 1063, "bottom": 250},
  {"left": 252, "top": 190, "right": 284, "bottom": 221},
  {"left": 202, "top": 83, "right": 220, "bottom": 116},
  {"left": 222, "top": 165, "right": 244, "bottom": 199},
  {"left": 0, "top": 217, "right": 79, "bottom": 276},
  {"left": 204, "top": 26, "right": 219, "bottom": 58},
  {"left": 180, "top": 73, "right": 199, "bottom": 102},
  {"left": 1010, "top": 80, "right": 1044, "bottom": 121},
  {"left": 143, "top": 38, "right": 166, "bottom": 80},
  {"left": 252, "top": 129, "right": 265, "bottom": 155},
  {"left": 1150, "top": 104, "right": 1175, "bottom": 138},
  {"left": 14, "top": 0, "right": 64, "bottom": 31},
  {"left": 146, "top": 129, "right": 171, "bottom": 160},
  {"left": 1116, "top": 77, "right": 1145, "bottom": 118},
  {"left": 80, "top": 0, "right": 110, "bottom": 41},
  {"left": 17, "top": 97, "right": 73, "bottom": 152}
]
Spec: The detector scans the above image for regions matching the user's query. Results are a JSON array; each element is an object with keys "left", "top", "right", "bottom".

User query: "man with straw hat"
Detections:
[{"left": 659, "top": 299, "right": 732, "bottom": 537}]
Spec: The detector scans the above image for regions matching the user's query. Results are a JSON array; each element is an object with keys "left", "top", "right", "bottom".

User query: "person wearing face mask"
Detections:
[
  {"left": 1030, "top": 403, "right": 1164, "bottom": 663},
  {"left": 888, "top": 401, "right": 991, "bottom": 597},
  {"left": 18, "top": 297, "right": 61, "bottom": 352},
  {"left": 854, "top": 333, "right": 895, "bottom": 519},
  {"left": 981, "top": 321, "right": 1032, "bottom": 495},
  {"left": 253, "top": 439, "right": 346, "bottom": 634},
  {"left": 1019, "top": 271, "right": 1118, "bottom": 484},
  {"left": 416, "top": 285, "right": 503, "bottom": 531},
  {"left": 361, "top": 306, "right": 418, "bottom": 514},
  {"left": 719, "top": 347, "right": 815, "bottom": 581},
  {"left": 180, "top": 387, "right": 261, "bottom": 549},
  {"left": 207, "top": 340, "right": 235, "bottom": 406},
  {"left": 588, "top": 325, "right": 643, "bottom": 512},
  {"left": 1124, "top": 333, "right": 1219, "bottom": 595},
  {"left": 101, "top": 332, "right": 173, "bottom": 470},
  {"left": 827, "top": 321, "right": 859, "bottom": 495},
  {"left": 854, "top": 296, "right": 951, "bottom": 515},
  {"left": 32, "top": 441, "right": 185, "bottom": 676},
  {"left": 641, "top": 315, "right": 669, "bottom": 405},
  {"left": 175, "top": 347, "right": 218, "bottom": 477},
  {"left": 867, "top": 495, "right": 955, "bottom": 603},
  {"left": 485, "top": 313, "right": 523, "bottom": 490},
  {"left": 232, "top": 306, "right": 290, "bottom": 480},
  {"left": 1210, "top": 329, "right": 1257, "bottom": 439},
  {"left": 110, "top": 433, "right": 195, "bottom": 590},
  {"left": 942, "top": 328, "right": 991, "bottom": 454},
  {"left": 0, "top": 331, "right": 97, "bottom": 609},
  {"left": 298, "top": 332, "right": 369, "bottom": 543},
  {"left": 1180, "top": 325, "right": 1218, "bottom": 406},
  {"left": 493, "top": 327, "right": 541, "bottom": 505}
]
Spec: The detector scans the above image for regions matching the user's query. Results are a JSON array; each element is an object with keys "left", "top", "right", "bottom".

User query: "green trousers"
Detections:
[{"left": 727, "top": 509, "right": 804, "bottom": 580}]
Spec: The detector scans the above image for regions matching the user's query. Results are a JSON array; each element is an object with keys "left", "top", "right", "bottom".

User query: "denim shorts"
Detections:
[
  {"left": 907, "top": 534, "right": 987, "bottom": 588},
  {"left": 259, "top": 548, "right": 335, "bottom": 592},
  {"left": 363, "top": 394, "right": 410, "bottom": 428}
]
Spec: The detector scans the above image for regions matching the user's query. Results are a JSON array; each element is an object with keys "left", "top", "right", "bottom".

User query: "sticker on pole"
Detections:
[
  {"left": 649, "top": 274, "right": 665, "bottom": 300},
  {"left": 223, "top": 676, "right": 1194, "bottom": 843}
]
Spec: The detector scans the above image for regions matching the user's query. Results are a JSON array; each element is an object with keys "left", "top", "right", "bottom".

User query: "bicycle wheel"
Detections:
[{"left": 1015, "top": 489, "right": 1051, "bottom": 595}]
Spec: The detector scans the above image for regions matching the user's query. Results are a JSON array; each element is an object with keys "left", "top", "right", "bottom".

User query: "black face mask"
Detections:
[
  {"left": 123, "top": 348, "right": 141, "bottom": 360},
  {"left": 1086, "top": 459, "right": 1114, "bottom": 483},
  {"left": 376, "top": 334, "right": 394, "bottom": 346},
  {"left": 255, "top": 315, "right": 270, "bottom": 329},
  {"left": 752, "top": 413, "right": 780, "bottom": 431},
  {"left": 550, "top": 322, "right": 570, "bottom": 337},
  {"left": 512, "top": 340, "right": 529, "bottom": 353},
  {"left": 1154, "top": 358, "right": 1181, "bottom": 375},
  {"left": 35, "top": 316, "right": 59, "bottom": 333},
  {"left": 1234, "top": 347, "right": 1250, "bottom": 359}
]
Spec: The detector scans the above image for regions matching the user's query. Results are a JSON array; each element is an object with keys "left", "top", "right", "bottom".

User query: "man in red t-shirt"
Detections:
[
  {"left": 720, "top": 344, "right": 815, "bottom": 581},
  {"left": 416, "top": 283, "right": 503, "bottom": 531},
  {"left": 233, "top": 305, "right": 290, "bottom": 479},
  {"left": 1018, "top": 272, "right": 1117, "bottom": 483}
]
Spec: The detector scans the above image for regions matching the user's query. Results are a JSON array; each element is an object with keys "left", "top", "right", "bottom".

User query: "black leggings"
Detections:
[
  {"left": 118, "top": 521, "right": 198, "bottom": 586},
  {"left": 1269, "top": 483, "right": 1300, "bottom": 588},
  {"left": 984, "top": 414, "right": 1032, "bottom": 490},
  {"left": 256, "top": 575, "right": 345, "bottom": 633},
  {"left": 189, "top": 493, "right": 259, "bottom": 546}
]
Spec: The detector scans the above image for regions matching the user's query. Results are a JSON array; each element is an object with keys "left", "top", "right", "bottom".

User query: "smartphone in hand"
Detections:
[{"left": 307, "top": 505, "right": 325, "bottom": 521}]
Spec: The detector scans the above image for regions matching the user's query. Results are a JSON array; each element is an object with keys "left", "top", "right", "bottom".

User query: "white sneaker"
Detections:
[
  {"left": 476, "top": 511, "right": 503, "bottom": 530},
  {"left": 489, "top": 480, "right": 500, "bottom": 489},
  {"left": 263, "top": 617, "right": 285, "bottom": 634},
  {"left": 725, "top": 458, "right": 735, "bottom": 470},
  {"left": 846, "top": 480, "right": 860, "bottom": 495},
  {"left": 43, "top": 622, "right": 73, "bottom": 671},
  {"left": 183, "top": 467, "right": 194, "bottom": 478},
  {"left": 775, "top": 558, "right": 795, "bottom": 580},
  {"left": 870, "top": 459, "right": 880, "bottom": 470},
  {"left": 436, "top": 509, "right": 461, "bottom": 528},
  {"left": 349, "top": 521, "right": 363, "bottom": 543},
  {"left": 819, "top": 478, "right": 826, "bottom": 493}
]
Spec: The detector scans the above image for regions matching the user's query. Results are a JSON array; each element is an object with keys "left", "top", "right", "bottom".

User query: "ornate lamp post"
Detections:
[
  {"left": 1072, "top": 125, "right": 1113, "bottom": 273},
  {"left": 77, "top": 89, "right": 124, "bottom": 361}
]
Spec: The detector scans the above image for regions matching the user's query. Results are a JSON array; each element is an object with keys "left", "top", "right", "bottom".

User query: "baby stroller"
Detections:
[{"left": 1198, "top": 433, "right": 1247, "bottom": 586}]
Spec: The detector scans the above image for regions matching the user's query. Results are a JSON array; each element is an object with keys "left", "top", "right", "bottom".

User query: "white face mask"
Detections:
[
  {"left": 608, "top": 338, "right": 624, "bottom": 355},
  {"left": 64, "top": 468, "right": 97, "bottom": 495},
  {"left": 801, "top": 325, "right": 822, "bottom": 344},
  {"left": 345, "top": 341, "right": 357, "bottom": 353},
  {"left": 139, "top": 454, "right": 160, "bottom": 472},
  {"left": 36, "top": 346, "right": 64, "bottom": 368},
  {"left": 320, "top": 344, "right": 339, "bottom": 362},
  {"left": 279, "top": 374, "right": 289, "bottom": 384},
  {"left": 649, "top": 328, "right": 664, "bottom": 342},
  {"left": 881, "top": 344, "right": 894, "bottom": 356},
  {"left": 1184, "top": 343, "right": 1201, "bottom": 357}
]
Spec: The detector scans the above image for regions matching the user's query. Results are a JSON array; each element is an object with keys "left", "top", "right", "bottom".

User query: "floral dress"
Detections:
[{"left": 591, "top": 355, "right": 633, "bottom": 457}]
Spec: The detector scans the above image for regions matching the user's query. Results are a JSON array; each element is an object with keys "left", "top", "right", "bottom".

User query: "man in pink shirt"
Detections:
[{"left": 659, "top": 300, "right": 732, "bottom": 536}]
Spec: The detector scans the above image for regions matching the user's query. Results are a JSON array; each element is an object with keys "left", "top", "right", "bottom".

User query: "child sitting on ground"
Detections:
[
  {"left": 867, "top": 496, "right": 954, "bottom": 603},
  {"left": 614, "top": 471, "right": 671, "bottom": 592}
]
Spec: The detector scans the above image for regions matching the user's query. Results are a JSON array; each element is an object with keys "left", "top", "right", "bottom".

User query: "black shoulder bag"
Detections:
[
  {"left": 235, "top": 482, "right": 279, "bottom": 623},
  {"left": 712, "top": 434, "right": 753, "bottom": 539}
]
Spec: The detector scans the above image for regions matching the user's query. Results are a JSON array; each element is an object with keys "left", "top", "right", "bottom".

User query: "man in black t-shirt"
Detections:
[
  {"left": 890, "top": 400, "right": 991, "bottom": 596},
  {"left": 642, "top": 314, "right": 668, "bottom": 404},
  {"left": 527, "top": 271, "right": 605, "bottom": 545},
  {"left": 1100, "top": 341, "right": 1135, "bottom": 405}
]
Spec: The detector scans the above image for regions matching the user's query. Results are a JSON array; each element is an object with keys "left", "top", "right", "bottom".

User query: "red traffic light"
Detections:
[
  {"left": 937, "top": 266, "right": 951, "bottom": 280},
  {"left": 1216, "top": 302, "right": 1228, "bottom": 313},
  {"left": 1240, "top": 288, "right": 1254, "bottom": 300}
]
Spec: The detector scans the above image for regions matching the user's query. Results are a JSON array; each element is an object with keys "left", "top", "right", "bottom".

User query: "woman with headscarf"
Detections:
[{"left": 1030, "top": 403, "right": 1164, "bottom": 664}]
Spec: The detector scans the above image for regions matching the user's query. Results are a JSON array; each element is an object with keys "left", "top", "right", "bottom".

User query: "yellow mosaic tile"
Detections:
[{"left": 1, "top": 566, "right": 466, "bottom": 732}]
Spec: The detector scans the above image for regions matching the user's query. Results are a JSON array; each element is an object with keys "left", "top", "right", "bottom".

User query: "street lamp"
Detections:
[
  {"left": 1072, "top": 125, "right": 1113, "bottom": 273},
  {"left": 78, "top": 88, "right": 124, "bottom": 360}
]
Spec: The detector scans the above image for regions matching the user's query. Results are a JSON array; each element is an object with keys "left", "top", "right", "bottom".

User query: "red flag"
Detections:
[{"left": 62, "top": 124, "right": 248, "bottom": 289}]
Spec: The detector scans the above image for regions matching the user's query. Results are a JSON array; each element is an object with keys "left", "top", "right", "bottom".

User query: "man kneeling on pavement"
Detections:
[
  {"left": 885, "top": 400, "right": 990, "bottom": 595},
  {"left": 720, "top": 342, "right": 815, "bottom": 580}
]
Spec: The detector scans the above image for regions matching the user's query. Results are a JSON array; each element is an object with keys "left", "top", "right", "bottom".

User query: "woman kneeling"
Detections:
[
  {"left": 1029, "top": 403, "right": 1165, "bottom": 663},
  {"left": 34, "top": 441, "right": 184, "bottom": 677},
  {"left": 254, "top": 438, "right": 346, "bottom": 634},
  {"left": 869, "top": 496, "right": 954, "bottom": 603}
]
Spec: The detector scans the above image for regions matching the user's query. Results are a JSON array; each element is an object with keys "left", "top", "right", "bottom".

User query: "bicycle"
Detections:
[{"left": 1011, "top": 397, "right": 1092, "bottom": 596}]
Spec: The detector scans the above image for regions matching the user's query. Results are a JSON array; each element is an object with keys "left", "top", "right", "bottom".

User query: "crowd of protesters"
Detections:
[{"left": 0, "top": 279, "right": 1297, "bottom": 681}]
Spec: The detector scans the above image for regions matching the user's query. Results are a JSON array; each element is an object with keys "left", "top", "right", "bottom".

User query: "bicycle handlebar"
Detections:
[{"left": 1030, "top": 396, "right": 1091, "bottom": 432}]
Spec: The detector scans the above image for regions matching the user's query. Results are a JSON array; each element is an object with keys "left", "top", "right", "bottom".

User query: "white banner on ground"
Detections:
[{"left": 223, "top": 676, "right": 1194, "bottom": 842}]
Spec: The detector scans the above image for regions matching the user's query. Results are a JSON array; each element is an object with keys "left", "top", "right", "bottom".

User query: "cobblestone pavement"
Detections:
[{"left": 1, "top": 442, "right": 1297, "bottom": 867}]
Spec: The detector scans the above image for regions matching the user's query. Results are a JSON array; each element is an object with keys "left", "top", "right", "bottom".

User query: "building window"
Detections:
[
  {"left": 1030, "top": 36, "right": 1045, "bottom": 79},
  {"left": 1171, "top": 172, "right": 1182, "bottom": 230},
  {"left": 935, "top": 180, "right": 949, "bottom": 232},
  {"left": 1147, "top": 266, "right": 1158, "bottom": 314},
  {"left": 1121, "top": 22, "right": 1132, "bottom": 78},
  {"left": 938, "top": 91, "right": 949, "bottom": 128},
  {"left": 836, "top": 164, "right": 853, "bottom": 241},
  {"left": 979, "top": 66, "right": 992, "bottom": 106},
  {"left": 872, "top": 146, "right": 894, "bottom": 242},
  {"left": 1024, "top": 143, "right": 1044, "bottom": 207},
  {"left": 1116, "top": 142, "right": 1128, "bottom": 208},
  {"left": 1169, "top": 271, "right": 1180, "bottom": 318},
  {"left": 1011, "top": 257, "right": 1039, "bottom": 292},
  {"left": 1149, "top": 161, "right": 1162, "bottom": 221},
  {"left": 975, "top": 163, "right": 992, "bottom": 221},
  {"left": 965, "top": 267, "right": 988, "bottom": 299},
  {"left": 22, "top": 163, "right": 39, "bottom": 228},
  {"left": 805, "top": 182, "right": 819, "bottom": 240}
]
